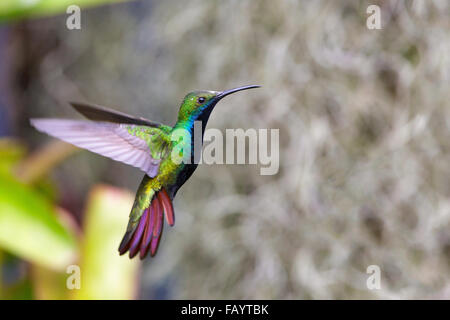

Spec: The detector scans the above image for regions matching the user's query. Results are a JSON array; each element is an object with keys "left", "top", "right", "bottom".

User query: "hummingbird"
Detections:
[{"left": 30, "top": 85, "right": 260, "bottom": 259}]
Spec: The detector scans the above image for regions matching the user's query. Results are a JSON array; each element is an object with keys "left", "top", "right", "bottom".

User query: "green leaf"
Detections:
[
  {"left": 0, "top": 173, "right": 77, "bottom": 270},
  {"left": 72, "top": 185, "right": 140, "bottom": 299},
  {"left": 0, "top": 0, "right": 130, "bottom": 21}
]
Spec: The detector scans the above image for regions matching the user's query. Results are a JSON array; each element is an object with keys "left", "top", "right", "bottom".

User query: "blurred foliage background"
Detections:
[{"left": 0, "top": 0, "right": 449, "bottom": 299}]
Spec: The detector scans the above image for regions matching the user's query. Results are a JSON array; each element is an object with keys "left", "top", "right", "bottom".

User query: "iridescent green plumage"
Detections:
[{"left": 31, "top": 85, "right": 260, "bottom": 259}]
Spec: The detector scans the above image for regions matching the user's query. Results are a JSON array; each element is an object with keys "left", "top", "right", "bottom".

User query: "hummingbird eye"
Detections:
[{"left": 197, "top": 97, "right": 206, "bottom": 104}]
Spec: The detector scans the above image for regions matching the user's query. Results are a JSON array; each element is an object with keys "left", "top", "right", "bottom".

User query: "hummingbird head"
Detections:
[{"left": 177, "top": 85, "right": 260, "bottom": 126}]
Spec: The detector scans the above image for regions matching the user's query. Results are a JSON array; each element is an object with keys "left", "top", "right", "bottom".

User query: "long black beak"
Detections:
[{"left": 215, "top": 85, "right": 261, "bottom": 101}]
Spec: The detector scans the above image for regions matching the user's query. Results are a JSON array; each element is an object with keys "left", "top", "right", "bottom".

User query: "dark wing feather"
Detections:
[{"left": 70, "top": 101, "right": 163, "bottom": 127}]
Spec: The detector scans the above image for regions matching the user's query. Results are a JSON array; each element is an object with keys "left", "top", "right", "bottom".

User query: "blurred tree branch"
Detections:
[{"left": 14, "top": 140, "right": 77, "bottom": 185}]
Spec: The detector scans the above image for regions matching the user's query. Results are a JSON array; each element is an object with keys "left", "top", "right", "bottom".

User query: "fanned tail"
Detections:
[{"left": 118, "top": 187, "right": 174, "bottom": 259}]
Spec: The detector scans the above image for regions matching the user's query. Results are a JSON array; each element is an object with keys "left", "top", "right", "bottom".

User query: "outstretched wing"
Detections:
[
  {"left": 30, "top": 119, "right": 171, "bottom": 178},
  {"left": 70, "top": 101, "right": 164, "bottom": 127}
]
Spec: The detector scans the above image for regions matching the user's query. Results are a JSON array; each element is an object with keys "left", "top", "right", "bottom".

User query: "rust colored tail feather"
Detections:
[{"left": 118, "top": 188, "right": 175, "bottom": 259}]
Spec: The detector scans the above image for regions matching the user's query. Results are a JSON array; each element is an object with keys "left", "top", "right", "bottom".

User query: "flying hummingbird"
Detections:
[{"left": 31, "top": 85, "right": 260, "bottom": 259}]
